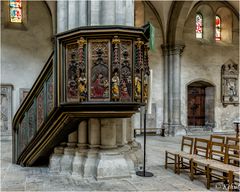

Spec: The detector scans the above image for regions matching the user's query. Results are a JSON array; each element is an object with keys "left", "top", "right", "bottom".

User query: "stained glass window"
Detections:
[
  {"left": 215, "top": 15, "right": 221, "bottom": 41},
  {"left": 9, "top": 0, "right": 22, "bottom": 23},
  {"left": 196, "top": 14, "right": 203, "bottom": 39}
]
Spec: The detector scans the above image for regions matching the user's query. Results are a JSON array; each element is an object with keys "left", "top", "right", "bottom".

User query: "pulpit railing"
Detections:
[{"left": 12, "top": 53, "right": 54, "bottom": 163}]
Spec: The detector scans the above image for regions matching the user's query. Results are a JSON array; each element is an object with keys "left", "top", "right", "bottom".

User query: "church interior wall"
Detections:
[
  {"left": 1, "top": 1, "right": 53, "bottom": 114},
  {"left": 133, "top": 1, "right": 164, "bottom": 131},
  {"left": 181, "top": 1, "right": 239, "bottom": 131}
]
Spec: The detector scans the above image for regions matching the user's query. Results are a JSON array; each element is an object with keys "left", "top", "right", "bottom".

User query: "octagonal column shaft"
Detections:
[
  {"left": 88, "top": 118, "right": 101, "bottom": 147},
  {"left": 100, "top": 119, "right": 117, "bottom": 148},
  {"left": 78, "top": 120, "right": 88, "bottom": 148}
]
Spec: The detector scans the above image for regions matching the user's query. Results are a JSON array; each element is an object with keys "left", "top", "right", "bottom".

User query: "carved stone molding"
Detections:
[
  {"left": 161, "top": 44, "right": 185, "bottom": 56},
  {"left": 221, "top": 60, "right": 239, "bottom": 107},
  {"left": 1, "top": 84, "right": 13, "bottom": 135}
]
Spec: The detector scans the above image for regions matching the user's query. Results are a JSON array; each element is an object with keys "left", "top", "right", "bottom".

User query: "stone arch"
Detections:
[
  {"left": 167, "top": 1, "right": 193, "bottom": 45},
  {"left": 216, "top": 7, "right": 233, "bottom": 43}
]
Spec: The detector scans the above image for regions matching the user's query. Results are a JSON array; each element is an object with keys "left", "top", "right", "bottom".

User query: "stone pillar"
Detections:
[
  {"left": 125, "top": 0, "right": 134, "bottom": 26},
  {"left": 116, "top": 119, "right": 127, "bottom": 146},
  {"left": 67, "top": 130, "right": 77, "bottom": 147},
  {"left": 100, "top": 119, "right": 117, "bottom": 148},
  {"left": 89, "top": 0, "right": 100, "bottom": 25},
  {"left": 77, "top": 120, "right": 88, "bottom": 148},
  {"left": 101, "top": 1, "right": 115, "bottom": 25},
  {"left": 78, "top": 0, "right": 87, "bottom": 26},
  {"left": 126, "top": 118, "right": 134, "bottom": 143},
  {"left": 115, "top": 0, "right": 125, "bottom": 25},
  {"left": 88, "top": 118, "right": 101, "bottom": 148},
  {"left": 161, "top": 46, "right": 169, "bottom": 133},
  {"left": 57, "top": 0, "right": 68, "bottom": 33},
  {"left": 162, "top": 44, "right": 185, "bottom": 136},
  {"left": 68, "top": 0, "right": 78, "bottom": 29}
]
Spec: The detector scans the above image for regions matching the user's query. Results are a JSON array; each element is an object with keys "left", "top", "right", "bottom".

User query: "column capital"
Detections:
[{"left": 161, "top": 44, "right": 185, "bottom": 56}]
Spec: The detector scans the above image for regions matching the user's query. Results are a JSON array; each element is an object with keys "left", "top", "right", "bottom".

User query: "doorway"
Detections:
[{"left": 187, "top": 81, "right": 215, "bottom": 128}]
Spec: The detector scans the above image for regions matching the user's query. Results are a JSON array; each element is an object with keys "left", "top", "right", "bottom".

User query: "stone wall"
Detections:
[
  {"left": 182, "top": 2, "right": 239, "bottom": 131},
  {"left": 1, "top": 1, "right": 53, "bottom": 115},
  {"left": 133, "top": 2, "right": 164, "bottom": 132}
]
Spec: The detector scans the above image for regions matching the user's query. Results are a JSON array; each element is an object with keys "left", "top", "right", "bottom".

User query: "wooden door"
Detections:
[{"left": 188, "top": 87, "right": 205, "bottom": 126}]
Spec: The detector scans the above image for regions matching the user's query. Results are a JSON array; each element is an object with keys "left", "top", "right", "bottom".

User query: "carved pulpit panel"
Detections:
[
  {"left": 89, "top": 40, "right": 110, "bottom": 101},
  {"left": 66, "top": 43, "right": 80, "bottom": 102},
  {"left": 120, "top": 40, "right": 133, "bottom": 102},
  {"left": 221, "top": 61, "right": 239, "bottom": 106},
  {"left": 0, "top": 85, "right": 13, "bottom": 135}
]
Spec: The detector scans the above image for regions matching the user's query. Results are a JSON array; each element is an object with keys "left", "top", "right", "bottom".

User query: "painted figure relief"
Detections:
[
  {"left": 143, "top": 45, "right": 150, "bottom": 103},
  {"left": 66, "top": 45, "right": 79, "bottom": 101},
  {"left": 89, "top": 41, "right": 110, "bottom": 101},
  {"left": 134, "top": 38, "right": 144, "bottom": 102},
  {"left": 120, "top": 40, "right": 132, "bottom": 101},
  {"left": 221, "top": 62, "right": 239, "bottom": 106},
  {"left": 196, "top": 14, "right": 203, "bottom": 39},
  {"left": 77, "top": 37, "right": 87, "bottom": 101},
  {"left": 112, "top": 72, "right": 120, "bottom": 100},
  {"left": 78, "top": 72, "right": 87, "bottom": 101},
  {"left": 111, "top": 36, "right": 121, "bottom": 101},
  {"left": 134, "top": 75, "right": 142, "bottom": 99},
  {"left": 9, "top": 0, "right": 22, "bottom": 23},
  {"left": 37, "top": 89, "right": 44, "bottom": 129},
  {"left": 46, "top": 74, "right": 54, "bottom": 115}
]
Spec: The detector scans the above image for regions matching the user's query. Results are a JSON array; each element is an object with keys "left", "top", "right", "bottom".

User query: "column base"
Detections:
[
  {"left": 168, "top": 124, "right": 186, "bottom": 136},
  {"left": 49, "top": 143, "right": 143, "bottom": 180}
]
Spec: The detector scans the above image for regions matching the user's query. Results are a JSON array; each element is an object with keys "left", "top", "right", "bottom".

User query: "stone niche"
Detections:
[
  {"left": 1, "top": 84, "right": 13, "bottom": 135},
  {"left": 221, "top": 60, "right": 239, "bottom": 107}
]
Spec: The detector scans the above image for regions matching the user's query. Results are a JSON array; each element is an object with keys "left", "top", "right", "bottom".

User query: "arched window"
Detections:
[
  {"left": 9, "top": 0, "right": 22, "bottom": 23},
  {"left": 215, "top": 15, "right": 221, "bottom": 41},
  {"left": 196, "top": 13, "right": 203, "bottom": 38}
]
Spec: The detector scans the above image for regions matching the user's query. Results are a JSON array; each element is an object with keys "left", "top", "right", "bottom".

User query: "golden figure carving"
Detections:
[
  {"left": 78, "top": 72, "right": 87, "bottom": 101},
  {"left": 112, "top": 72, "right": 120, "bottom": 101},
  {"left": 134, "top": 76, "right": 141, "bottom": 100}
]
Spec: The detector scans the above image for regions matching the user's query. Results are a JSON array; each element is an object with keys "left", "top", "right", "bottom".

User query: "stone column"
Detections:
[
  {"left": 115, "top": 0, "right": 125, "bottom": 25},
  {"left": 67, "top": 130, "right": 78, "bottom": 147},
  {"left": 57, "top": 0, "right": 68, "bottom": 33},
  {"left": 89, "top": 0, "right": 100, "bottom": 25},
  {"left": 78, "top": 0, "right": 87, "bottom": 26},
  {"left": 57, "top": 0, "right": 134, "bottom": 31},
  {"left": 77, "top": 120, "right": 88, "bottom": 148},
  {"left": 100, "top": 119, "right": 117, "bottom": 148},
  {"left": 101, "top": 1, "right": 115, "bottom": 25},
  {"left": 168, "top": 51, "right": 174, "bottom": 135},
  {"left": 125, "top": 0, "right": 134, "bottom": 26},
  {"left": 68, "top": 0, "right": 78, "bottom": 30},
  {"left": 88, "top": 118, "right": 101, "bottom": 147},
  {"left": 169, "top": 45, "right": 185, "bottom": 136},
  {"left": 161, "top": 46, "right": 169, "bottom": 133}
]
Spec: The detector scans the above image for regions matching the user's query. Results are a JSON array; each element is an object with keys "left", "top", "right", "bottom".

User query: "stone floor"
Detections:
[{"left": 1, "top": 134, "right": 234, "bottom": 191}]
